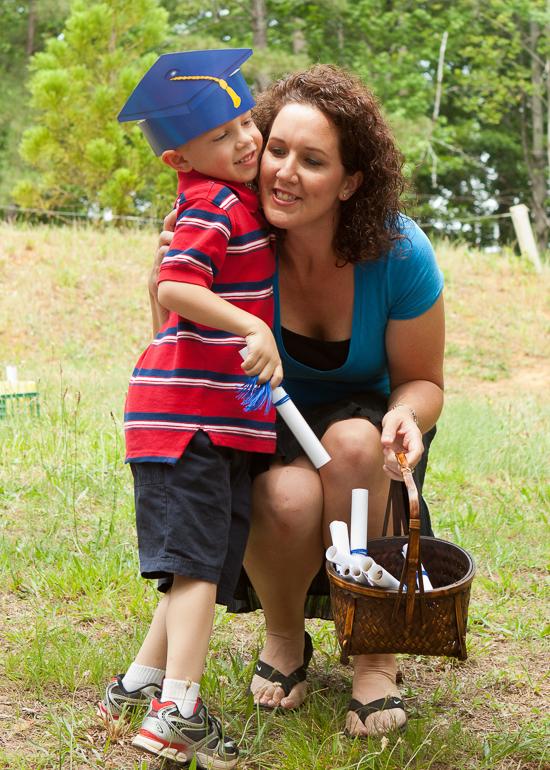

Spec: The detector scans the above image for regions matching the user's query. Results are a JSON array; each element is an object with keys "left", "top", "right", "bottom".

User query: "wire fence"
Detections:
[
  {"left": 0, "top": 203, "right": 516, "bottom": 230},
  {"left": 0, "top": 204, "right": 164, "bottom": 225},
  {"left": 418, "top": 211, "right": 513, "bottom": 229}
]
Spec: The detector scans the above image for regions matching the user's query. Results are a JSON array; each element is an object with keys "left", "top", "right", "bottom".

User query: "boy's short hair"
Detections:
[{"left": 118, "top": 48, "right": 255, "bottom": 156}]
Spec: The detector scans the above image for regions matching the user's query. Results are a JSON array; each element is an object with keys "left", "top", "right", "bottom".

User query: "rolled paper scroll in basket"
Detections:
[
  {"left": 350, "top": 559, "right": 374, "bottom": 585},
  {"left": 367, "top": 564, "right": 401, "bottom": 591},
  {"left": 402, "top": 544, "right": 433, "bottom": 591},
  {"left": 350, "top": 488, "right": 368, "bottom": 558},
  {"left": 326, "top": 545, "right": 373, "bottom": 577},
  {"left": 328, "top": 521, "right": 350, "bottom": 556}
]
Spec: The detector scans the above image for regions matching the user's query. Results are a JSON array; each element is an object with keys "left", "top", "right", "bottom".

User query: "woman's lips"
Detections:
[{"left": 273, "top": 189, "right": 299, "bottom": 203}]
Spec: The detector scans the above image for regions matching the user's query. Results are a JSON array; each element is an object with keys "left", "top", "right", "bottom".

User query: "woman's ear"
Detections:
[
  {"left": 339, "top": 170, "right": 364, "bottom": 201},
  {"left": 161, "top": 149, "right": 193, "bottom": 173}
]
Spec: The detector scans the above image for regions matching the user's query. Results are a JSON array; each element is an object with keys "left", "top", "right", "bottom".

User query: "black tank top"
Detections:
[{"left": 280, "top": 326, "right": 351, "bottom": 372}]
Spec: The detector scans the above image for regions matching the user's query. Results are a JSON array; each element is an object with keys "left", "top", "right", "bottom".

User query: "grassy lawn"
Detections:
[{"left": 0, "top": 223, "right": 549, "bottom": 769}]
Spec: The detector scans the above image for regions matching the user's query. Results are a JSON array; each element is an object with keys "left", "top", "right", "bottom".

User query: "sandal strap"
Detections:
[
  {"left": 348, "top": 696, "right": 405, "bottom": 724},
  {"left": 253, "top": 632, "right": 313, "bottom": 698}
]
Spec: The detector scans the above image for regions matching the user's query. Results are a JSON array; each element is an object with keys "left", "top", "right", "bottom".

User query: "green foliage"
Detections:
[
  {"left": 6, "top": 0, "right": 550, "bottom": 247},
  {"left": 0, "top": 1, "right": 71, "bottom": 202},
  {"left": 12, "top": 0, "right": 174, "bottom": 216}
]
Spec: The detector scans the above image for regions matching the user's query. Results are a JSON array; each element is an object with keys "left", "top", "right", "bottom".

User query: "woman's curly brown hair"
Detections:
[{"left": 253, "top": 64, "right": 410, "bottom": 264}]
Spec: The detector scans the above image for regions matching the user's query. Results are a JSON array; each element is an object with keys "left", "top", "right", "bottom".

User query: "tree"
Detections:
[
  {"left": 13, "top": 0, "right": 174, "bottom": 217},
  {"left": 0, "top": 0, "right": 70, "bottom": 203},
  {"left": 168, "top": 0, "right": 311, "bottom": 91}
]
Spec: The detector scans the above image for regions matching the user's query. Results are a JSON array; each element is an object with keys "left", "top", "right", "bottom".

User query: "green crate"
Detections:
[{"left": 0, "top": 392, "right": 40, "bottom": 419}]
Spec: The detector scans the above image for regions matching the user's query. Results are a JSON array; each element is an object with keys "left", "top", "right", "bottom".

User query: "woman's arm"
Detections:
[
  {"left": 149, "top": 209, "right": 177, "bottom": 337},
  {"left": 381, "top": 294, "right": 445, "bottom": 480}
]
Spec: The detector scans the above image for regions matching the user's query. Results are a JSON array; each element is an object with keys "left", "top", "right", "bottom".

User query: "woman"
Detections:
[{"left": 150, "top": 64, "right": 444, "bottom": 737}]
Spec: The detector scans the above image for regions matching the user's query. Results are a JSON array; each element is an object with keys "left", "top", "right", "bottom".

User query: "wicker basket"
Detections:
[{"left": 328, "top": 454, "right": 475, "bottom": 664}]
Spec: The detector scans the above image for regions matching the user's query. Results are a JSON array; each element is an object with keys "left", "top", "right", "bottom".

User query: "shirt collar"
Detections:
[{"left": 177, "top": 169, "right": 259, "bottom": 213}]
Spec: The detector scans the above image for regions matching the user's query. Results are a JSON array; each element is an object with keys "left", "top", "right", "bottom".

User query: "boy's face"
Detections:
[{"left": 163, "top": 111, "right": 262, "bottom": 184}]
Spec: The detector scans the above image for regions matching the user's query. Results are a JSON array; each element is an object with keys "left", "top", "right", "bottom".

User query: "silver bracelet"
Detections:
[{"left": 390, "top": 402, "right": 419, "bottom": 427}]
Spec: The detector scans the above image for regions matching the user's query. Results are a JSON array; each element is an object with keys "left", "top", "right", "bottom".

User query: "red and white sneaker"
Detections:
[
  {"left": 98, "top": 674, "right": 161, "bottom": 722},
  {"left": 132, "top": 697, "right": 239, "bottom": 769}
]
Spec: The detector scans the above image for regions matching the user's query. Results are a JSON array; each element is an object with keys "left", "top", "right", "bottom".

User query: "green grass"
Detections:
[{"left": 0, "top": 226, "right": 549, "bottom": 768}]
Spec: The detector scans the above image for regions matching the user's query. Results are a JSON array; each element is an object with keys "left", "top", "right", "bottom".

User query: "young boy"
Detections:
[{"left": 100, "top": 49, "right": 281, "bottom": 768}]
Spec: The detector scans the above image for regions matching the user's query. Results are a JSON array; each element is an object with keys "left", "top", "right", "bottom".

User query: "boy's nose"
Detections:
[{"left": 236, "top": 132, "right": 253, "bottom": 149}]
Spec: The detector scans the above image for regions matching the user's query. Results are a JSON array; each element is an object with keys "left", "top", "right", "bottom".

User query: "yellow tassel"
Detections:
[{"left": 170, "top": 75, "right": 241, "bottom": 108}]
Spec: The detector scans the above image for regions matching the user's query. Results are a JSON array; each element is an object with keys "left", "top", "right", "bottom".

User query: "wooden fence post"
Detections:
[{"left": 509, "top": 204, "right": 543, "bottom": 273}]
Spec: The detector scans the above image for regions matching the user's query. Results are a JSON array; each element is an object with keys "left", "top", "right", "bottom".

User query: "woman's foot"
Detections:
[
  {"left": 345, "top": 654, "right": 406, "bottom": 736},
  {"left": 249, "top": 632, "right": 310, "bottom": 709}
]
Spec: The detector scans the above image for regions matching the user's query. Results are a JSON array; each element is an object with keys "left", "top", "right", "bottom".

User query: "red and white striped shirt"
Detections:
[{"left": 124, "top": 170, "right": 276, "bottom": 464}]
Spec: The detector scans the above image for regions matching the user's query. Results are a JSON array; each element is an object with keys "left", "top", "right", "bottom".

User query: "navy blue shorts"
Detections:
[{"left": 131, "top": 430, "right": 252, "bottom": 606}]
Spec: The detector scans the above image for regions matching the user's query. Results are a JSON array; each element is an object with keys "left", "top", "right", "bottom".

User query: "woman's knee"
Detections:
[
  {"left": 322, "top": 419, "right": 384, "bottom": 473},
  {"left": 251, "top": 465, "right": 323, "bottom": 540}
]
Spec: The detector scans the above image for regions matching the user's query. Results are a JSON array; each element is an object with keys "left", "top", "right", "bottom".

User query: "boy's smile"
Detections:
[{"left": 164, "top": 111, "right": 262, "bottom": 184}]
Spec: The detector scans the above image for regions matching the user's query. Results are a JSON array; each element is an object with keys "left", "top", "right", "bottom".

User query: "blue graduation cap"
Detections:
[{"left": 118, "top": 49, "right": 255, "bottom": 156}]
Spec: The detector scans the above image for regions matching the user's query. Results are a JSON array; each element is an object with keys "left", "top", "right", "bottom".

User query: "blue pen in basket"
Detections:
[{"left": 236, "top": 346, "right": 331, "bottom": 469}]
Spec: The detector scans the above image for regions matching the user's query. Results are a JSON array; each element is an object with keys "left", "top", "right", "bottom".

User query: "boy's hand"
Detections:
[
  {"left": 242, "top": 325, "right": 283, "bottom": 388},
  {"left": 149, "top": 210, "right": 177, "bottom": 337}
]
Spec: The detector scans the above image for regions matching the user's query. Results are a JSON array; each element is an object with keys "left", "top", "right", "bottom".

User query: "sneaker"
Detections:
[
  {"left": 132, "top": 697, "right": 239, "bottom": 769},
  {"left": 98, "top": 674, "right": 161, "bottom": 722}
]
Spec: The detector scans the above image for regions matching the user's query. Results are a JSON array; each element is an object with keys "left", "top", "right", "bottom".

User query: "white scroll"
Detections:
[
  {"left": 367, "top": 564, "right": 401, "bottom": 591},
  {"left": 402, "top": 545, "right": 433, "bottom": 591},
  {"left": 328, "top": 521, "right": 350, "bottom": 556},
  {"left": 350, "top": 488, "right": 368, "bottom": 556},
  {"left": 238, "top": 347, "right": 331, "bottom": 468},
  {"left": 272, "top": 385, "right": 331, "bottom": 469}
]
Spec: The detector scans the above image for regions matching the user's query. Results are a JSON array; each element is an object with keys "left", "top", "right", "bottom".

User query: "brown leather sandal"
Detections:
[
  {"left": 247, "top": 632, "right": 313, "bottom": 712},
  {"left": 345, "top": 695, "right": 407, "bottom": 736}
]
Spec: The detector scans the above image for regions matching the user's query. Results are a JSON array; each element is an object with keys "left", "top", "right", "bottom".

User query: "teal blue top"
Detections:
[{"left": 274, "top": 217, "right": 444, "bottom": 408}]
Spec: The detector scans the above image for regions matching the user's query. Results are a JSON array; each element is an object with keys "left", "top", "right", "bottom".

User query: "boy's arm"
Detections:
[{"left": 158, "top": 280, "right": 282, "bottom": 387}]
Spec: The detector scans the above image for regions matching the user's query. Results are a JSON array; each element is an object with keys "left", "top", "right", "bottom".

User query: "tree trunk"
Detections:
[
  {"left": 293, "top": 20, "right": 307, "bottom": 56},
  {"left": 337, "top": 25, "right": 344, "bottom": 52},
  {"left": 26, "top": 0, "right": 37, "bottom": 56},
  {"left": 528, "top": 20, "right": 548, "bottom": 252},
  {"left": 250, "top": 0, "right": 270, "bottom": 91}
]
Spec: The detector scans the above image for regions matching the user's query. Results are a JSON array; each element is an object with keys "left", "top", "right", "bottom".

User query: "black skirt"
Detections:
[{"left": 229, "top": 392, "right": 436, "bottom": 620}]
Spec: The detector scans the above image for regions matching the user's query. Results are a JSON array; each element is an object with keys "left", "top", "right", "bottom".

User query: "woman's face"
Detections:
[{"left": 259, "top": 102, "right": 361, "bottom": 235}]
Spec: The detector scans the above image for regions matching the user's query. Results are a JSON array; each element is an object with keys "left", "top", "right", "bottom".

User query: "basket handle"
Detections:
[{"left": 391, "top": 453, "right": 427, "bottom": 626}]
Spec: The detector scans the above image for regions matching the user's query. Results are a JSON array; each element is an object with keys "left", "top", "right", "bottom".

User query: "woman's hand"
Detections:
[
  {"left": 149, "top": 209, "right": 177, "bottom": 337},
  {"left": 380, "top": 407, "right": 424, "bottom": 481}
]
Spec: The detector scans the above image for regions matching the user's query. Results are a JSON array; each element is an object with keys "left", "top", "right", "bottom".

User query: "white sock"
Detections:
[
  {"left": 122, "top": 663, "right": 165, "bottom": 692},
  {"left": 161, "top": 679, "right": 201, "bottom": 717}
]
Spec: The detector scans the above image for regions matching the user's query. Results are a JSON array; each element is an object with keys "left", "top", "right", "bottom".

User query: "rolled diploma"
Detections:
[
  {"left": 238, "top": 347, "right": 331, "bottom": 468},
  {"left": 272, "top": 386, "right": 331, "bottom": 469},
  {"left": 326, "top": 546, "right": 372, "bottom": 576},
  {"left": 367, "top": 564, "right": 401, "bottom": 591},
  {"left": 402, "top": 544, "right": 433, "bottom": 591},
  {"left": 351, "top": 557, "right": 375, "bottom": 585},
  {"left": 326, "top": 545, "right": 350, "bottom": 568},
  {"left": 350, "top": 488, "right": 368, "bottom": 555},
  {"left": 329, "top": 521, "right": 349, "bottom": 555},
  {"left": 350, "top": 566, "right": 370, "bottom": 585}
]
